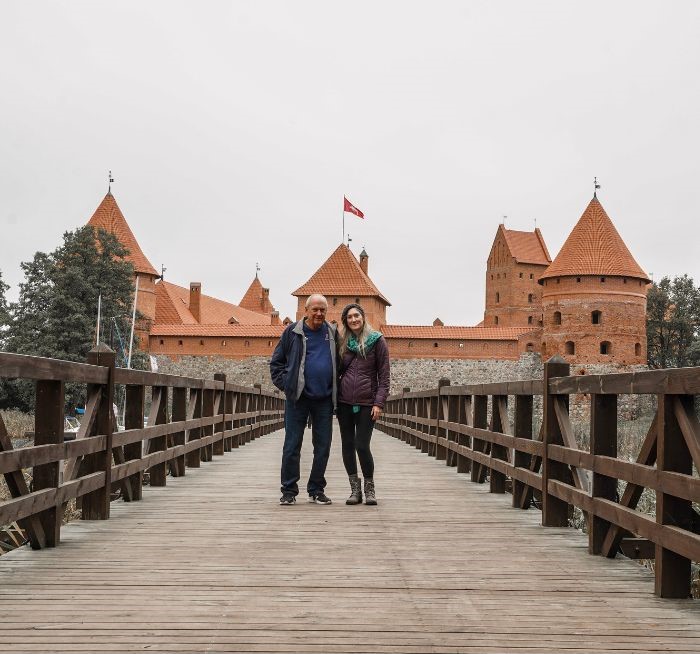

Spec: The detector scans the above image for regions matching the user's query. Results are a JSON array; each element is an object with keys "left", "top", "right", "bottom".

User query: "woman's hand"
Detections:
[{"left": 371, "top": 405, "right": 382, "bottom": 421}]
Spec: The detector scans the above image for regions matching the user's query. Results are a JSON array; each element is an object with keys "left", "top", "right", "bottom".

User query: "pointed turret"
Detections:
[
  {"left": 239, "top": 275, "right": 276, "bottom": 316},
  {"left": 539, "top": 197, "right": 649, "bottom": 283}
]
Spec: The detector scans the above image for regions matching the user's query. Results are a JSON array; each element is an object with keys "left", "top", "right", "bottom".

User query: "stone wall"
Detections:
[{"left": 153, "top": 353, "right": 651, "bottom": 421}]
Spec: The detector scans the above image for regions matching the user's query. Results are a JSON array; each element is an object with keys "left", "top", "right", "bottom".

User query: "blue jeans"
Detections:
[{"left": 281, "top": 395, "right": 333, "bottom": 496}]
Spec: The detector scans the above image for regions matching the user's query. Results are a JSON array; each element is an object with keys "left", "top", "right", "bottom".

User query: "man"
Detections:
[{"left": 270, "top": 293, "right": 338, "bottom": 505}]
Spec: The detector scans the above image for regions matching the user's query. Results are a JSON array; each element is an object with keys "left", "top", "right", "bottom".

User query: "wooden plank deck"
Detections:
[{"left": 1, "top": 427, "right": 699, "bottom": 653}]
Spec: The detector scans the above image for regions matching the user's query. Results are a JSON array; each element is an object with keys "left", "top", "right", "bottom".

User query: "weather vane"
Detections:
[
  {"left": 347, "top": 234, "right": 353, "bottom": 245},
  {"left": 108, "top": 170, "right": 114, "bottom": 192},
  {"left": 255, "top": 262, "right": 261, "bottom": 278},
  {"left": 594, "top": 176, "right": 601, "bottom": 198},
  {"left": 160, "top": 264, "right": 167, "bottom": 281},
  {"left": 502, "top": 215, "right": 507, "bottom": 226}
]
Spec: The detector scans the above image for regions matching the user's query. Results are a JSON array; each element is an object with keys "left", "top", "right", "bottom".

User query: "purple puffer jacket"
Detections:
[{"left": 338, "top": 336, "right": 390, "bottom": 408}]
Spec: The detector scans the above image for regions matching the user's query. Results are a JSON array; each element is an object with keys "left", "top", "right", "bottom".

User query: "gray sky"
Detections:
[{"left": 2, "top": 1, "right": 699, "bottom": 326}]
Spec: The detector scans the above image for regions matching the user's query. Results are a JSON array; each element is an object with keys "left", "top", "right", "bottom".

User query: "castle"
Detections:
[{"left": 86, "top": 190, "right": 649, "bottom": 366}]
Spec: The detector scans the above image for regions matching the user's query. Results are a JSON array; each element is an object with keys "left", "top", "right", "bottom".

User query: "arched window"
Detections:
[
  {"left": 245, "top": 340, "right": 250, "bottom": 347},
  {"left": 527, "top": 293, "right": 533, "bottom": 303},
  {"left": 200, "top": 340, "right": 204, "bottom": 346},
  {"left": 332, "top": 297, "right": 337, "bottom": 306},
  {"left": 553, "top": 311, "right": 562, "bottom": 325},
  {"left": 496, "top": 292, "right": 500, "bottom": 303},
  {"left": 494, "top": 316, "right": 499, "bottom": 325},
  {"left": 565, "top": 341, "right": 575, "bottom": 355},
  {"left": 600, "top": 341, "right": 611, "bottom": 355},
  {"left": 591, "top": 310, "right": 601, "bottom": 324},
  {"left": 159, "top": 339, "right": 164, "bottom": 345},
  {"left": 635, "top": 342, "right": 641, "bottom": 356},
  {"left": 221, "top": 340, "right": 227, "bottom": 346},
  {"left": 526, "top": 342, "right": 534, "bottom": 352},
  {"left": 433, "top": 342, "right": 439, "bottom": 348},
  {"left": 528, "top": 316, "right": 533, "bottom": 325}
]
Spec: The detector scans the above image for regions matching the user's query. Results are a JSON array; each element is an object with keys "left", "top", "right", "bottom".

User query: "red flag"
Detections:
[{"left": 343, "top": 196, "right": 364, "bottom": 219}]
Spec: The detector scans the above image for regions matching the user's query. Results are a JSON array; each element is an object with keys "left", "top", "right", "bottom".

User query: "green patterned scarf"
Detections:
[{"left": 347, "top": 330, "right": 382, "bottom": 356}]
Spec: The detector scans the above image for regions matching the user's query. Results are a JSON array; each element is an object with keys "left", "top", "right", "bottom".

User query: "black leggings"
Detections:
[{"left": 337, "top": 403, "right": 375, "bottom": 478}]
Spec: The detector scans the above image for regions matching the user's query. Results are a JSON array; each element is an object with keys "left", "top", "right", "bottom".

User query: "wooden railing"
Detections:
[
  {"left": 0, "top": 344, "right": 284, "bottom": 551},
  {"left": 376, "top": 357, "right": 700, "bottom": 599}
]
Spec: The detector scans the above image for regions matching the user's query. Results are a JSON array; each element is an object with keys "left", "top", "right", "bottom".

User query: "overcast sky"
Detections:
[{"left": 1, "top": 1, "right": 698, "bottom": 326}]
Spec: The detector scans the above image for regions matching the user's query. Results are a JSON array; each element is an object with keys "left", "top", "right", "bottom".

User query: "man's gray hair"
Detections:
[{"left": 305, "top": 293, "right": 328, "bottom": 308}]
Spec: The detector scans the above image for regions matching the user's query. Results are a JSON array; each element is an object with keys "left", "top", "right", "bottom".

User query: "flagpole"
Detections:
[{"left": 342, "top": 199, "right": 345, "bottom": 244}]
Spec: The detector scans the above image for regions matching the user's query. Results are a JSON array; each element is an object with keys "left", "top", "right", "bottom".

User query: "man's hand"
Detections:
[{"left": 371, "top": 405, "right": 382, "bottom": 421}]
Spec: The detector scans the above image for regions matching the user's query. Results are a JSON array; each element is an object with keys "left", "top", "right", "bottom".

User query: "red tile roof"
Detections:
[
  {"left": 87, "top": 192, "right": 158, "bottom": 276},
  {"left": 239, "top": 276, "right": 275, "bottom": 314},
  {"left": 150, "top": 324, "right": 285, "bottom": 337},
  {"left": 292, "top": 244, "right": 390, "bottom": 305},
  {"left": 502, "top": 227, "right": 552, "bottom": 265},
  {"left": 154, "top": 281, "right": 271, "bottom": 326},
  {"left": 382, "top": 325, "right": 534, "bottom": 340},
  {"left": 540, "top": 197, "right": 649, "bottom": 282}
]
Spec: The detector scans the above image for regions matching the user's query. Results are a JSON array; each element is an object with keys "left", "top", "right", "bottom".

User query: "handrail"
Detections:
[
  {"left": 0, "top": 347, "right": 285, "bottom": 553},
  {"left": 376, "top": 362, "right": 700, "bottom": 599}
]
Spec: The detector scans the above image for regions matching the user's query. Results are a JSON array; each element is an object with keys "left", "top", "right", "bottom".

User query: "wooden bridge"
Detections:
[{"left": 1, "top": 349, "right": 700, "bottom": 652}]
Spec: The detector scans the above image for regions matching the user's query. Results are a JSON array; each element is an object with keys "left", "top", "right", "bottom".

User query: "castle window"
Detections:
[
  {"left": 433, "top": 342, "right": 439, "bottom": 348},
  {"left": 494, "top": 316, "right": 499, "bottom": 325},
  {"left": 527, "top": 294, "right": 533, "bottom": 303},
  {"left": 504, "top": 273, "right": 506, "bottom": 278},
  {"left": 528, "top": 316, "right": 533, "bottom": 325},
  {"left": 178, "top": 340, "right": 183, "bottom": 346},
  {"left": 591, "top": 310, "right": 601, "bottom": 325},
  {"left": 497, "top": 274, "right": 500, "bottom": 279},
  {"left": 635, "top": 342, "right": 641, "bottom": 356},
  {"left": 221, "top": 340, "right": 227, "bottom": 346},
  {"left": 333, "top": 297, "right": 337, "bottom": 306},
  {"left": 576, "top": 277, "right": 581, "bottom": 283},
  {"left": 553, "top": 311, "right": 562, "bottom": 325},
  {"left": 565, "top": 341, "right": 575, "bottom": 355},
  {"left": 623, "top": 278, "right": 627, "bottom": 284},
  {"left": 159, "top": 339, "right": 164, "bottom": 345},
  {"left": 245, "top": 340, "right": 250, "bottom": 347},
  {"left": 459, "top": 343, "right": 464, "bottom": 348},
  {"left": 355, "top": 297, "right": 360, "bottom": 303},
  {"left": 519, "top": 272, "right": 523, "bottom": 278},
  {"left": 526, "top": 343, "right": 534, "bottom": 352},
  {"left": 408, "top": 341, "right": 413, "bottom": 348},
  {"left": 529, "top": 273, "right": 533, "bottom": 279},
  {"left": 541, "top": 342, "right": 547, "bottom": 356},
  {"left": 268, "top": 340, "right": 273, "bottom": 346},
  {"left": 600, "top": 341, "right": 611, "bottom": 355},
  {"left": 496, "top": 292, "right": 500, "bottom": 303},
  {"left": 200, "top": 340, "right": 204, "bottom": 346},
  {"left": 491, "top": 274, "right": 494, "bottom": 280},
  {"left": 556, "top": 278, "right": 560, "bottom": 284},
  {"left": 601, "top": 277, "right": 606, "bottom": 283}
]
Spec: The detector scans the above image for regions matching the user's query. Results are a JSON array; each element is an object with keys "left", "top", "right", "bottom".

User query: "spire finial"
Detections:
[
  {"left": 255, "top": 262, "right": 261, "bottom": 278},
  {"left": 347, "top": 234, "right": 352, "bottom": 246},
  {"left": 502, "top": 215, "right": 507, "bottom": 226},
  {"left": 594, "top": 176, "right": 601, "bottom": 198},
  {"left": 160, "top": 264, "right": 167, "bottom": 281},
  {"left": 108, "top": 170, "right": 114, "bottom": 193}
]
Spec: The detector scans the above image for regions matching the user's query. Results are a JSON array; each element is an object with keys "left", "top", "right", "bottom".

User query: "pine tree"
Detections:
[
  {"left": 3, "top": 226, "right": 141, "bottom": 409},
  {"left": 0, "top": 270, "right": 10, "bottom": 349},
  {"left": 646, "top": 275, "right": 700, "bottom": 368}
]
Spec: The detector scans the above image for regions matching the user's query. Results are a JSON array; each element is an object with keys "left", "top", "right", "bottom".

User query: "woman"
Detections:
[{"left": 337, "top": 303, "right": 390, "bottom": 505}]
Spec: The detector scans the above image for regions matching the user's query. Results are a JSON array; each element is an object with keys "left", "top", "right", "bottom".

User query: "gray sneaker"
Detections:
[
  {"left": 308, "top": 492, "right": 332, "bottom": 505},
  {"left": 279, "top": 493, "right": 296, "bottom": 505}
]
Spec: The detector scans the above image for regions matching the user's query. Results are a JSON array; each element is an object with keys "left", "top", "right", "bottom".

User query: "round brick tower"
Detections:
[{"left": 539, "top": 196, "right": 650, "bottom": 365}]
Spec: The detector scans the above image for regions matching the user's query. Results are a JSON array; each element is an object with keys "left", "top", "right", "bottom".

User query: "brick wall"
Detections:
[
  {"left": 541, "top": 275, "right": 647, "bottom": 364},
  {"left": 386, "top": 337, "right": 522, "bottom": 360},
  {"left": 149, "top": 335, "right": 279, "bottom": 359},
  {"left": 295, "top": 295, "right": 387, "bottom": 327}
]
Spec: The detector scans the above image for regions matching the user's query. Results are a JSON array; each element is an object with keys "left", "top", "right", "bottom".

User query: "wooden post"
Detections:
[
  {"left": 213, "top": 374, "right": 226, "bottom": 456},
  {"left": 253, "top": 383, "right": 262, "bottom": 441},
  {"left": 457, "top": 395, "right": 472, "bottom": 474},
  {"left": 402, "top": 388, "right": 410, "bottom": 444},
  {"left": 542, "top": 355, "right": 570, "bottom": 527},
  {"left": 33, "top": 379, "right": 64, "bottom": 546},
  {"left": 471, "top": 395, "right": 488, "bottom": 483},
  {"left": 148, "top": 386, "right": 168, "bottom": 486},
  {"left": 655, "top": 394, "right": 692, "bottom": 598},
  {"left": 512, "top": 394, "right": 533, "bottom": 509},
  {"left": 223, "top": 387, "right": 234, "bottom": 451},
  {"left": 186, "top": 386, "right": 202, "bottom": 468},
  {"left": 436, "top": 379, "right": 450, "bottom": 461},
  {"left": 170, "top": 387, "right": 187, "bottom": 477},
  {"left": 124, "top": 383, "right": 145, "bottom": 497},
  {"left": 489, "top": 395, "right": 508, "bottom": 494},
  {"left": 446, "top": 395, "right": 459, "bottom": 468},
  {"left": 589, "top": 393, "right": 617, "bottom": 554},
  {"left": 83, "top": 344, "right": 115, "bottom": 520},
  {"left": 201, "top": 387, "right": 214, "bottom": 462},
  {"left": 232, "top": 392, "right": 241, "bottom": 448}
]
